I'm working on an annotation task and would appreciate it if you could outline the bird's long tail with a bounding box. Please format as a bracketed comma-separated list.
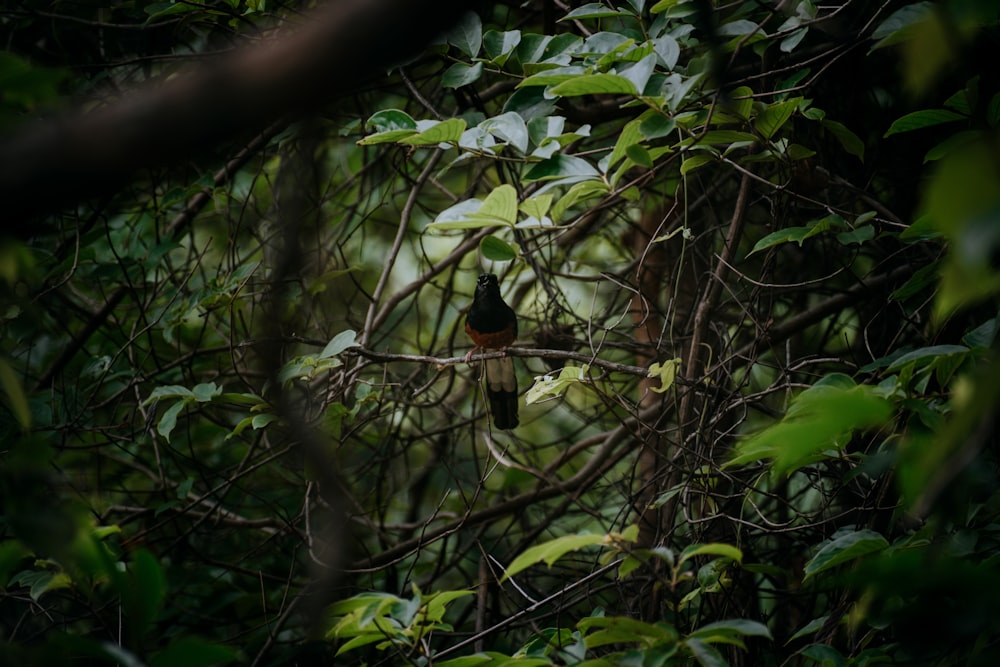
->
[484, 356, 518, 429]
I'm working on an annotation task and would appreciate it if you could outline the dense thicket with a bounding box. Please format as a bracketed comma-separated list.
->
[1, 2, 999, 666]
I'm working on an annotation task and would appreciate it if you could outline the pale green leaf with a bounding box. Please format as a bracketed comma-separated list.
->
[442, 62, 484, 89]
[143, 384, 194, 405]
[648, 358, 681, 393]
[525, 365, 588, 404]
[320, 330, 359, 359]
[191, 382, 222, 402]
[679, 543, 743, 566]
[398, 118, 467, 146]
[503, 532, 607, 580]
[474, 184, 518, 225]
[549, 74, 638, 97]
[483, 29, 521, 66]
[157, 400, 187, 441]
[446, 12, 483, 57]
[519, 193, 553, 220]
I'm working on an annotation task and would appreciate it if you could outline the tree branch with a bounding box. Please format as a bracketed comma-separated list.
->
[0, 0, 469, 227]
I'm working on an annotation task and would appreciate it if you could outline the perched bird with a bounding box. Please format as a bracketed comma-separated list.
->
[465, 273, 519, 429]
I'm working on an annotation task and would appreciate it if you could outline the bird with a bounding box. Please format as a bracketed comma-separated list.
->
[465, 273, 519, 430]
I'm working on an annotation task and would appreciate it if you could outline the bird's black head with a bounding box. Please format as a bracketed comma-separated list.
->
[476, 273, 500, 298]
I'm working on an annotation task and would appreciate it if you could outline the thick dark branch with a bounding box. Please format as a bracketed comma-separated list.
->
[0, 0, 468, 228]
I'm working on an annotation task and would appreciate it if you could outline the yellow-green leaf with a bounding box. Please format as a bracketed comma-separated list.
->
[503, 533, 607, 581]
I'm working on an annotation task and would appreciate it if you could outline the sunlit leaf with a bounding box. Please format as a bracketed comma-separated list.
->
[549, 74, 638, 97]
[648, 358, 681, 393]
[525, 365, 589, 404]
[398, 118, 467, 146]
[503, 532, 607, 580]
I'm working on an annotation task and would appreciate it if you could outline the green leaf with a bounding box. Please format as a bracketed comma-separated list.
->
[648, 358, 681, 393]
[718, 19, 761, 36]
[446, 12, 483, 57]
[549, 74, 638, 97]
[524, 154, 601, 183]
[519, 66, 587, 88]
[519, 193, 553, 220]
[884, 109, 966, 137]
[398, 118, 467, 146]
[442, 62, 484, 89]
[481, 111, 529, 153]
[365, 109, 416, 133]
[143, 385, 195, 405]
[561, 3, 632, 20]
[157, 400, 187, 441]
[748, 214, 846, 255]
[836, 225, 875, 246]
[578, 615, 677, 648]
[870, 2, 935, 49]
[886, 344, 968, 372]
[654, 34, 681, 69]
[320, 330, 359, 359]
[191, 382, 222, 402]
[525, 365, 589, 404]
[483, 30, 522, 66]
[552, 180, 610, 221]
[10, 569, 72, 601]
[251, 413, 277, 429]
[728, 381, 892, 476]
[625, 143, 653, 168]
[480, 235, 517, 261]
[688, 619, 772, 641]
[686, 638, 727, 667]
[608, 118, 644, 169]
[821, 119, 865, 161]
[679, 543, 743, 567]
[680, 153, 715, 175]
[803, 529, 889, 580]
[503, 532, 607, 580]
[754, 98, 800, 139]
[475, 184, 519, 225]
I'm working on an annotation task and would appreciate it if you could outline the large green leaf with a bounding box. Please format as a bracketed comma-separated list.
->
[549, 73, 638, 97]
[503, 532, 608, 580]
[728, 378, 892, 476]
[754, 98, 800, 139]
[446, 12, 483, 57]
[884, 109, 966, 137]
[398, 118, 467, 146]
[803, 530, 889, 580]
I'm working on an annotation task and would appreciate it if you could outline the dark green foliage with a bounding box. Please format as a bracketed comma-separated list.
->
[1, 1, 999, 666]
